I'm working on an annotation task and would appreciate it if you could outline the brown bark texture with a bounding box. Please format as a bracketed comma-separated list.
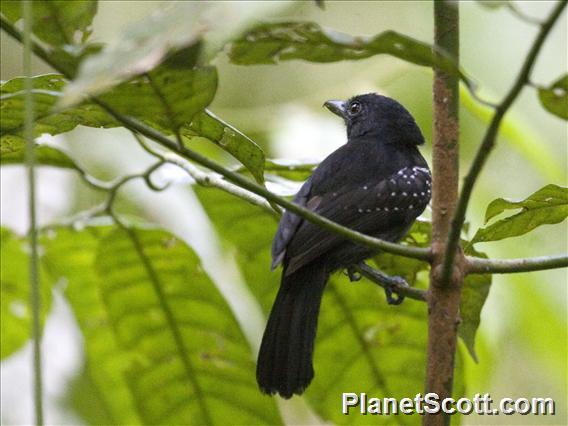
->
[424, 2, 465, 425]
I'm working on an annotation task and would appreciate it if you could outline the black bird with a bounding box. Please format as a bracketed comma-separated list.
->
[256, 93, 431, 398]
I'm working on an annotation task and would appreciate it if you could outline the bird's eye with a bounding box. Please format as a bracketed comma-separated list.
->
[348, 101, 361, 116]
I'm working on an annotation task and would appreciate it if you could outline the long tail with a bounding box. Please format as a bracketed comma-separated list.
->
[256, 262, 328, 398]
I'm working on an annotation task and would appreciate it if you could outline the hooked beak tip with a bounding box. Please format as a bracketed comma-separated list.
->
[323, 100, 347, 118]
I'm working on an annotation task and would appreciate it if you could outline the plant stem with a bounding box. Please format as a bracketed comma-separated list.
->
[467, 254, 568, 274]
[440, 0, 567, 285]
[22, 1, 43, 424]
[425, 2, 462, 425]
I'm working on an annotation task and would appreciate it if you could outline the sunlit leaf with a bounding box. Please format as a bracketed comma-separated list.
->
[1, 74, 264, 183]
[0, 0, 97, 46]
[1, 228, 51, 360]
[538, 74, 568, 120]
[228, 22, 470, 85]
[42, 223, 282, 424]
[61, 2, 286, 105]
[96, 226, 280, 424]
[1, 140, 79, 170]
[42, 225, 140, 424]
[0, 74, 116, 145]
[99, 65, 218, 132]
[183, 111, 265, 184]
[472, 184, 568, 244]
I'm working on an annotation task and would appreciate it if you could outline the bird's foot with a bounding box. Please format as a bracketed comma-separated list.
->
[382, 275, 408, 305]
[356, 263, 409, 305]
[345, 266, 362, 282]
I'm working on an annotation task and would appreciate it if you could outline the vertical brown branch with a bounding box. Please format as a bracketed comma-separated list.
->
[425, 1, 464, 425]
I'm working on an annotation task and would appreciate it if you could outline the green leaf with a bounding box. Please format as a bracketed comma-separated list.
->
[0, 0, 97, 46]
[43, 223, 281, 424]
[60, 3, 202, 105]
[1, 228, 51, 359]
[42, 225, 140, 424]
[61, 2, 286, 105]
[459, 247, 491, 362]
[472, 185, 568, 244]
[99, 65, 218, 132]
[196, 189, 467, 422]
[182, 111, 265, 184]
[1, 140, 79, 170]
[1, 73, 265, 185]
[228, 22, 470, 85]
[96, 226, 280, 424]
[1, 74, 116, 142]
[538, 74, 568, 120]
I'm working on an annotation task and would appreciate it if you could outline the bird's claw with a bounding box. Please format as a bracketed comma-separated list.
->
[345, 267, 362, 282]
[384, 276, 408, 305]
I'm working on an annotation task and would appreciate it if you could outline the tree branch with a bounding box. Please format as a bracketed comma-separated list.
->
[441, 0, 567, 285]
[425, 2, 462, 425]
[467, 254, 568, 274]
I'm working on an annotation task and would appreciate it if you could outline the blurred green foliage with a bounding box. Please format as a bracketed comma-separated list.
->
[0, 1, 566, 425]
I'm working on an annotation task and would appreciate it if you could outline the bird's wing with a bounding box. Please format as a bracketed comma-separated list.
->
[271, 178, 313, 269]
[284, 166, 431, 274]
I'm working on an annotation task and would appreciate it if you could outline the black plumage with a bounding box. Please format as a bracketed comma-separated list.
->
[257, 93, 432, 398]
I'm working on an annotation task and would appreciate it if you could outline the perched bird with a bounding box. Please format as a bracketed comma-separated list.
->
[256, 93, 432, 399]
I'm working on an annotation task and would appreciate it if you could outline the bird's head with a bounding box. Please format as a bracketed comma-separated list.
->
[324, 93, 425, 146]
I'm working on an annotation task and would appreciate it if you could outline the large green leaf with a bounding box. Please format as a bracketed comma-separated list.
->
[538, 74, 568, 120]
[0, 74, 116, 145]
[472, 184, 568, 244]
[96, 226, 280, 424]
[99, 65, 218, 132]
[1, 73, 266, 184]
[228, 22, 469, 84]
[196, 188, 468, 423]
[1, 139, 79, 170]
[0, 228, 51, 360]
[42, 223, 282, 424]
[0, 0, 97, 46]
[42, 225, 139, 424]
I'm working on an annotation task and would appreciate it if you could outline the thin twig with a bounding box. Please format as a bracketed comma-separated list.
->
[130, 132, 281, 217]
[22, 1, 44, 424]
[441, 1, 567, 285]
[507, 2, 544, 26]
[467, 254, 568, 274]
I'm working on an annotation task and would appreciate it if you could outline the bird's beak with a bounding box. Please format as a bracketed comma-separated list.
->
[323, 100, 347, 119]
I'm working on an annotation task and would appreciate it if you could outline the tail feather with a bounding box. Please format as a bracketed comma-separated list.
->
[256, 263, 328, 398]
